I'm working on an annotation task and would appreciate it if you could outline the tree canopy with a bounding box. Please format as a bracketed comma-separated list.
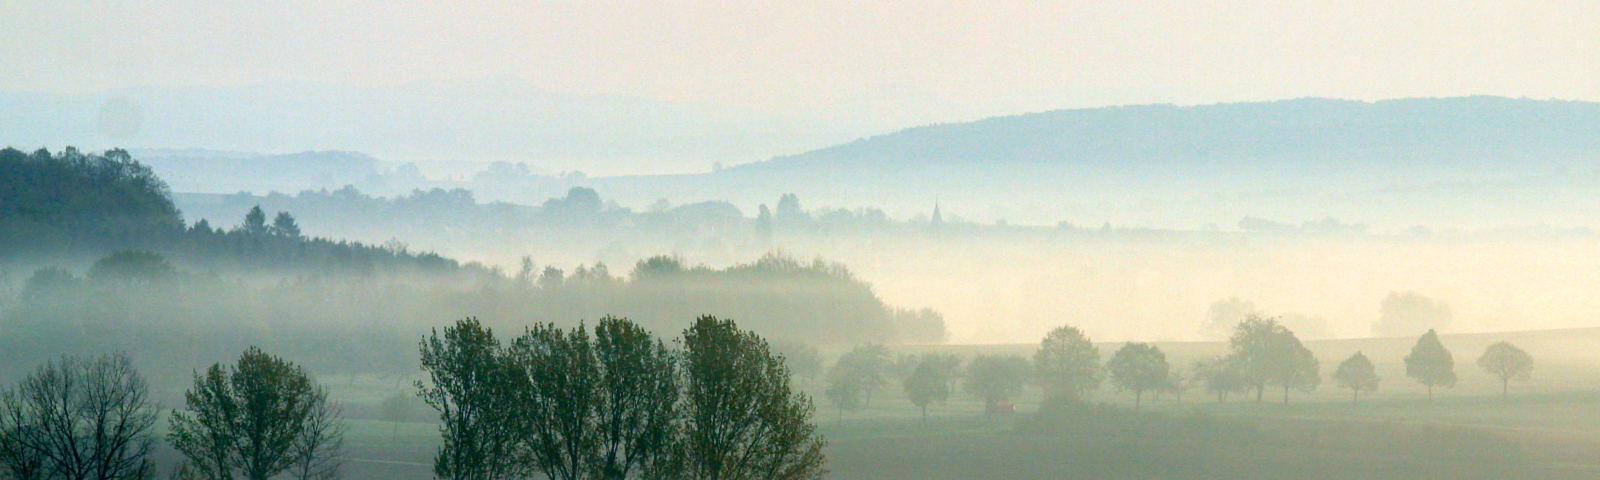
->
[1106, 342, 1169, 408]
[1033, 325, 1101, 405]
[1331, 351, 1380, 404]
[1404, 329, 1457, 401]
[1477, 341, 1533, 402]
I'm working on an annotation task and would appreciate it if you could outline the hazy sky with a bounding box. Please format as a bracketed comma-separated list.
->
[4, 0, 1597, 127]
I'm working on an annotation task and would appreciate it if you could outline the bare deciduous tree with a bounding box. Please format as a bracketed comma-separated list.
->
[0, 352, 157, 480]
[288, 387, 345, 480]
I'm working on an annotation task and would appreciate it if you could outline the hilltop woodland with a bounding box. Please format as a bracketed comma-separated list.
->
[0, 147, 945, 384]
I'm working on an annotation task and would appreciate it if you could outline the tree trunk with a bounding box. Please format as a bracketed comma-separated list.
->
[1502, 378, 1509, 402]
[1283, 385, 1290, 405]
[1351, 389, 1358, 405]
[1135, 390, 1142, 409]
[1427, 384, 1434, 402]
[921, 405, 927, 422]
[1255, 386, 1264, 404]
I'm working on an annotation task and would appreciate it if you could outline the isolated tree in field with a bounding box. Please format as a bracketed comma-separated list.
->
[1106, 343, 1170, 408]
[415, 318, 526, 480]
[903, 355, 954, 421]
[1033, 325, 1101, 404]
[1477, 341, 1533, 402]
[1404, 329, 1456, 401]
[1331, 352, 1380, 404]
[0, 353, 156, 480]
[1228, 316, 1319, 404]
[1374, 291, 1452, 337]
[965, 355, 1029, 416]
[681, 315, 826, 480]
[170, 347, 342, 480]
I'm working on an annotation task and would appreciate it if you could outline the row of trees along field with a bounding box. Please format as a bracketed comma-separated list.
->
[417, 315, 825, 480]
[0, 315, 827, 480]
[822, 316, 1539, 419]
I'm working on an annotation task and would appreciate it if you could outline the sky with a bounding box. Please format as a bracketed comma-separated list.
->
[4, 0, 1597, 129]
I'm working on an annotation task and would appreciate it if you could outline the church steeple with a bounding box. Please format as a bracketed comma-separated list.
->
[930, 198, 943, 229]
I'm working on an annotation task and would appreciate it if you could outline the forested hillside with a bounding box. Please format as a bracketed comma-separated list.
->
[0, 147, 945, 386]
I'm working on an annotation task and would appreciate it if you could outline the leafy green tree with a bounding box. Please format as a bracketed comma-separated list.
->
[828, 345, 890, 407]
[1106, 343, 1170, 408]
[1477, 341, 1533, 402]
[170, 347, 338, 480]
[823, 370, 864, 418]
[508, 323, 599, 480]
[416, 318, 526, 480]
[965, 355, 1028, 416]
[1033, 326, 1101, 404]
[590, 317, 680, 480]
[505, 316, 680, 480]
[680, 316, 825, 480]
[1331, 352, 1380, 404]
[0, 353, 156, 480]
[1228, 316, 1318, 404]
[1404, 329, 1456, 401]
[902, 355, 955, 421]
[1194, 356, 1245, 402]
[271, 212, 301, 237]
[772, 342, 823, 385]
[242, 206, 268, 235]
[87, 249, 176, 284]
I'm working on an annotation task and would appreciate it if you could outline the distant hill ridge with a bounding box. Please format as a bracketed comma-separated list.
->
[740, 96, 1600, 171]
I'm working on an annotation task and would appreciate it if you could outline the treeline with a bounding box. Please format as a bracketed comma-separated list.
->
[0, 146, 468, 276]
[0, 315, 827, 480]
[419, 316, 825, 480]
[820, 316, 1542, 420]
[0, 147, 946, 383]
[2, 248, 943, 386]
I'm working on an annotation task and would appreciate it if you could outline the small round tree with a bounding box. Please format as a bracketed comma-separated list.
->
[1331, 351, 1379, 404]
[1404, 329, 1456, 401]
[1106, 343, 1169, 409]
[1477, 341, 1533, 402]
[1033, 325, 1101, 405]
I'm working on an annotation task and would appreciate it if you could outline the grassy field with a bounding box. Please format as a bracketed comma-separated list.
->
[317, 327, 1600, 479]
